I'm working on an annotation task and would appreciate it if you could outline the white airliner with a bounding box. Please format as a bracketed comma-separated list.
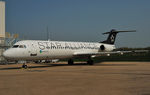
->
[3, 29, 136, 68]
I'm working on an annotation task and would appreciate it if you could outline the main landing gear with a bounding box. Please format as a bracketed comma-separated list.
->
[68, 59, 74, 65]
[87, 59, 94, 65]
[68, 57, 94, 65]
[87, 57, 94, 65]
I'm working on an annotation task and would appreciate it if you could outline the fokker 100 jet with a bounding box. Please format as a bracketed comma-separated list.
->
[3, 29, 138, 68]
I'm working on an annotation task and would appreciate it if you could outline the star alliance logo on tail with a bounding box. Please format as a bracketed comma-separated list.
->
[110, 35, 115, 42]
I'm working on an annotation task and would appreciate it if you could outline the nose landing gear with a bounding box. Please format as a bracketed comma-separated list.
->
[22, 63, 28, 69]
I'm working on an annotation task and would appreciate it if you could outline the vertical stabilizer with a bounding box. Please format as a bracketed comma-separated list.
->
[101, 29, 136, 44]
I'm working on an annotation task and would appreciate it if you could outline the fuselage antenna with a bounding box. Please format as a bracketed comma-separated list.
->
[47, 26, 50, 41]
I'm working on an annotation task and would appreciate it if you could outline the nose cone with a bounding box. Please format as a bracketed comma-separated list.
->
[3, 49, 13, 59]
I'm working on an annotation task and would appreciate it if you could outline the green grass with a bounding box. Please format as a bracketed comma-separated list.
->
[94, 52, 150, 62]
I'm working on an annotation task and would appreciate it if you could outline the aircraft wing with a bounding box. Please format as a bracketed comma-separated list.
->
[73, 50, 149, 57]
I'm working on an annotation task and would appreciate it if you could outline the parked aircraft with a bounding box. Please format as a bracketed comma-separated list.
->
[3, 29, 137, 68]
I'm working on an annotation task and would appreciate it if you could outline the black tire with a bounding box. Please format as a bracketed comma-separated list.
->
[87, 60, 94, 65]
[35, 61, 39, 63]
[68, 59, 74, 65]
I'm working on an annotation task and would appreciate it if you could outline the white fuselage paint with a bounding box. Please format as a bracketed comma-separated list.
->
[3, 40, 115, 61]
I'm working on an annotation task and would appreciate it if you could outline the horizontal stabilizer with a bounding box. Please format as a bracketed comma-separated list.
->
[102, 30, 136, 34]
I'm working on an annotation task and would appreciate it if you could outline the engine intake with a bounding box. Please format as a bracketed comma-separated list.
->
[100, 45, 105, 51]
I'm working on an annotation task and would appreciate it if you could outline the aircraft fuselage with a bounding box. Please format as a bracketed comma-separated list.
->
[3, 40, 115, 61]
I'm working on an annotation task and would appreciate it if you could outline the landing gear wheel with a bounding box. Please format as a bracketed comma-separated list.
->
[22, 64, 28, 69]
[87, 59, 94, 65]
[68, 59, 74, 65]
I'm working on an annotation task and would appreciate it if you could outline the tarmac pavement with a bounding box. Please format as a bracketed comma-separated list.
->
[0, 62, 150, 95]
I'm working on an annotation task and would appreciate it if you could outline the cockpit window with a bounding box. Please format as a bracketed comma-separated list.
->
[12, 45, 19, 48]
[24, 45, 27, 48]
[12, 45, 27, 48]
[19, 45, 24, 48]
[19, 45, 27, 48]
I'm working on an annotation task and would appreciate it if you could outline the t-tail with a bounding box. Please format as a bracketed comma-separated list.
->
[100, 29, 136, 44]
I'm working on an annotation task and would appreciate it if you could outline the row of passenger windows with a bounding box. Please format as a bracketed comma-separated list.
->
[12, 45, 99, 49]
[12, 45, 26, 48]
[43, 46, 99, 50]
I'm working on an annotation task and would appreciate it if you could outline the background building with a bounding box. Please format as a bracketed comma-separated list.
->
[0, 0, 5, 38]
[0, 1, 19, 63]
[0, 1, 5, 62]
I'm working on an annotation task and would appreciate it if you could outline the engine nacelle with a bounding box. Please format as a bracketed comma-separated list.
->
[100, 45, 105, 51]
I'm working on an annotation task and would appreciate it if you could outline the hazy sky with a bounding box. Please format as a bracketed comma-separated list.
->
[5, 0, 150, 47]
